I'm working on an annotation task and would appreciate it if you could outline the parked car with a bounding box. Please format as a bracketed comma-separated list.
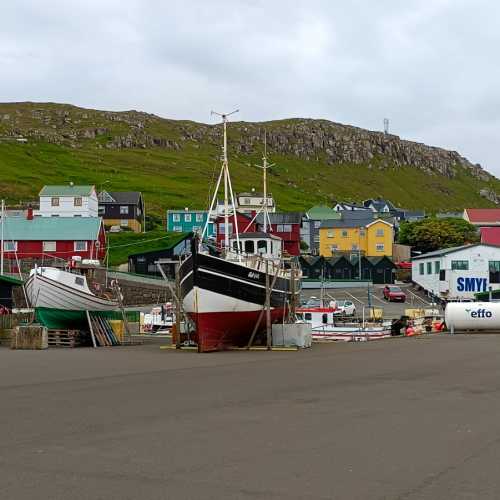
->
[333, 300, 356, 316]
[383, 285, 406, 302]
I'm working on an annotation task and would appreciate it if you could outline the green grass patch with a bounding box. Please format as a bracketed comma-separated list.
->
[107, 230, 189, 266]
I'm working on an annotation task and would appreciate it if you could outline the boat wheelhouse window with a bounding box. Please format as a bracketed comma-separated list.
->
[257, 240, 267, 253]
[244, 240, 255, 253]
[232, 241, 242, 252]
[74, 277, 85, 286]
[322, 313, 328, 324]
[304, 313, 312, 320]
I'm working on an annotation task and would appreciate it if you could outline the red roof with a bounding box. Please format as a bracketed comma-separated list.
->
[465, 208, 500, 224]
[480, 227, 500, 246]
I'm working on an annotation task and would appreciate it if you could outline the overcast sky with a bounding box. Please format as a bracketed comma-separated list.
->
[2, 0, 499, 175]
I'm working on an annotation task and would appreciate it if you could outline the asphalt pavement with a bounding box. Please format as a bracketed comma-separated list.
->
[3, 335, 500, 499]
[302, 283, 436, 318]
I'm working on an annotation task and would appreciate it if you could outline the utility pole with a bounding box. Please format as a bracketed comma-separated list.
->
[0, 199, 4, 276]
[358, 226, 362, 281]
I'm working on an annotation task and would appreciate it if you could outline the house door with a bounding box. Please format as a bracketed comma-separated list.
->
[384, 268, 394, 284]
[372, 268, 384, 284]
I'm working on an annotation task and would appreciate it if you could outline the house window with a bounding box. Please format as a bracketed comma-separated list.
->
[434, 261, 440, 274]
[359, 229, 366, 236]
[74, 197, 82, 207]
[120, 220, 129, 227]
[490, 261, 500, 284]
[419, 263, 424, 275]
[51, 197, 59, 207]
[196, 213, 203, 222]
[3, 241, 17, 252]
[314, 235, 320, 243]
[43, 241, 56, 252]
[184, 213, 192, 222]
[376, 243, 385, 252]
[451, 260, 469, 270]
[376, 229, 384, 237]
[489, 261, 500, 272]
[282, 224, 292, 232]
[327, 230, 334, 238]
[173, 226, 182, 232]
[192, 226, 200, 232]
[276, 224, 283, 232]
[74, 241, 87, 251]
[426, 262, 432, 274]
[314, 221, 321, 228]
[172, 213, 181, 222]
[342, 230, 348, 238]
[120, 206, 129, 215]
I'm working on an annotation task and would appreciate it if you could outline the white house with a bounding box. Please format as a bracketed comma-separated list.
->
[35, 185, 98, 218]
[412, 244, 500, 301]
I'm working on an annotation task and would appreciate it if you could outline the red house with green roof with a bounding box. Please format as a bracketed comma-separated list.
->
[0, 211, 106, 269]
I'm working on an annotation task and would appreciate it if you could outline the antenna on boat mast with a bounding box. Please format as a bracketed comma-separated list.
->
[201, 109, 241, 259]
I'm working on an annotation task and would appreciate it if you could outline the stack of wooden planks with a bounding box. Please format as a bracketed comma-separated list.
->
[87, 313, 121, 347]
[48, 329, 83, 348]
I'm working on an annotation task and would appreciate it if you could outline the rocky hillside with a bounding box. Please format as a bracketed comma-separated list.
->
[0, 101, 499, 213]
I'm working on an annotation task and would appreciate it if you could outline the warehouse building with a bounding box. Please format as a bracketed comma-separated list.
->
[412, 244, 500, 301]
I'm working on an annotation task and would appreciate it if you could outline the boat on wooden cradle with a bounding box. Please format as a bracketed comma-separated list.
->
[26, 267, 118, 312]
[296, 306, 391, 342]
[179, 111, 301, 352]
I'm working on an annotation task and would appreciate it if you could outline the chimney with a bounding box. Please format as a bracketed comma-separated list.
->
[27, 206, 33, 220]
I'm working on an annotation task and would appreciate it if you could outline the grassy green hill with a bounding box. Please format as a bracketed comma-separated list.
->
[1, 102, 499, 215]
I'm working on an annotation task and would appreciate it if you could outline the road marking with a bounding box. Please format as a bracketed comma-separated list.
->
[334, 290, 365, 306]
[370, 294, 387, 305]
[405, 288, 432, 306]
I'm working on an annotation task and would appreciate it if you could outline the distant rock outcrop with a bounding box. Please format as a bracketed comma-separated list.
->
[0, 102, 495, 186]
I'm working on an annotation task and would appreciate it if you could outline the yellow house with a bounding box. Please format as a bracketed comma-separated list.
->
[319, 218, 393, 257]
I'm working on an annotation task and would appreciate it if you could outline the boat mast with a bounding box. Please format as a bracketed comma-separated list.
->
[261, 132, 273, 233]
[243, 131, 275, 234]
[202, 109, 241, 259]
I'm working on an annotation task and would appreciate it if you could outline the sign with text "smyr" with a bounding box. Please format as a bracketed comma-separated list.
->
[456, 277, 488, 292]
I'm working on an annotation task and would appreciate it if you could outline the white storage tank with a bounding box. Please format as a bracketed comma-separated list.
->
[445, 302, 500, 332]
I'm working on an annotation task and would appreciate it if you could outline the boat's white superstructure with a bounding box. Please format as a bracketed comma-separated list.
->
[26, 267, 118, 311]
[296, 307, 391, 341]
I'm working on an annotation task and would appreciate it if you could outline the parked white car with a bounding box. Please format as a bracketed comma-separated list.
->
[333, 300, 356, 316]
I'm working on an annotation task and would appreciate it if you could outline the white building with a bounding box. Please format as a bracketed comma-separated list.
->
[35, 185, 98, 218]
[412, 244, 500, 301]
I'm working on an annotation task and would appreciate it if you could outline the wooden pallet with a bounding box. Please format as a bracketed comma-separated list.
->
[47, 329, 83, 348]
